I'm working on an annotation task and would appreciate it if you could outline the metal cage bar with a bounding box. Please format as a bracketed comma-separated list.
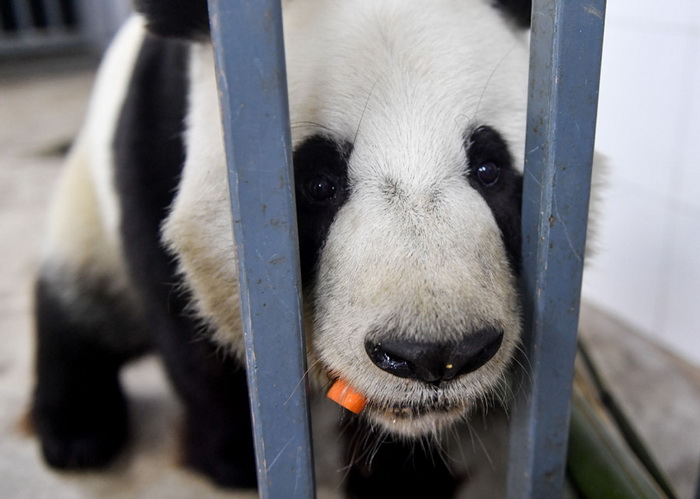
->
[507, 1, 606, 497]
[208, 1, 315, 498]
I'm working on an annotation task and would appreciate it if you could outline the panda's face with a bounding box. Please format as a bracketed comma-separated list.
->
[164, 0, 529, 438]
[284, 0, 529, 436]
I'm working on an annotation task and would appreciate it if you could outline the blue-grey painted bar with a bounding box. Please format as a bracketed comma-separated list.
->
[208, 1, 315, 498]
[507, 1, 606, 497]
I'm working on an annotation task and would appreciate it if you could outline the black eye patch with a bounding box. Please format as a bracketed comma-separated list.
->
[294, 135, 353, 285]
[465, 125, 523, 273]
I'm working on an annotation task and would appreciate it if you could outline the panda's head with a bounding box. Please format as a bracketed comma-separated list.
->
[157, 0, 531, 438]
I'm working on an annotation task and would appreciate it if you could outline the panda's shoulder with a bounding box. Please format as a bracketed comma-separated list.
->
[112, 31, 191, 252]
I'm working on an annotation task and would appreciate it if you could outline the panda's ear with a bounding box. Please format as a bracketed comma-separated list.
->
[494, 0, 532, 29]
[133, 0, 210, 40]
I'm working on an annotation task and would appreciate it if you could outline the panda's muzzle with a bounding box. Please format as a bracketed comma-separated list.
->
[364, 327, 504, 385]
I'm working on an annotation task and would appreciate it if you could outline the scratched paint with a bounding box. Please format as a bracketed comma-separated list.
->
[208, 1, 315, 497]
[507, 0, 606, 497]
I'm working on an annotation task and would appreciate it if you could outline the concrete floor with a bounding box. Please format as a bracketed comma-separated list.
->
[1, 55, 699, 498]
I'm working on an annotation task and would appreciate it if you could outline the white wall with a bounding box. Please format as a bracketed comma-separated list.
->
[582, 0, 700, 364]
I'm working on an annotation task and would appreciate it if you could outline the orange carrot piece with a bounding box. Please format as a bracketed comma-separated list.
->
[327, 378, 367, 414]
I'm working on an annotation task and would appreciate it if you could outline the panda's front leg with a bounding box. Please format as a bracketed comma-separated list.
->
[153, 313, 258, 489]
[343, 418, 461, 499]
[31, 274, 143, 469]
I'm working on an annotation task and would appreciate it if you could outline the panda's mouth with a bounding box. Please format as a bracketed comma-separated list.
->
[323, 375, 473, 434]
[371, 400, 467, 421]
[318, 355, 498, 435]
[361, 396, 470, 436]
[367, 396, 467, 419]
[322, 367, 474, 420]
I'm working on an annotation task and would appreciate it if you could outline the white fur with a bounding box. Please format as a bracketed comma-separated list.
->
[43, 16, 146, 296]
[162, 41, 242, 352]
[164, 0, 530, 436]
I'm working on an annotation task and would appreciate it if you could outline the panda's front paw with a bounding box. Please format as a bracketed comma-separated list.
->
[183, 420, 257, 489]
[33, 388, 128, 470]
[39, 424, 127, 470]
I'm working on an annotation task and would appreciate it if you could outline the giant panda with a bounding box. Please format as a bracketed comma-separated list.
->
[31, 0, 533, 497]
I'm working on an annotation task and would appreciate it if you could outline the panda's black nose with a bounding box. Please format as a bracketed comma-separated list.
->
[364, 328, 503, 385]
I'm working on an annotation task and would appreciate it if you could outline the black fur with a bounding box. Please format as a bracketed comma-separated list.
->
[494, 0, 532, 28]
[113, 34, 189, 297]
[343, 419, 461, 499]
[466, 125, 523, 272]
[294, 135, 353, 284]
[32, 277, 149, 469]
[112, 33, 257, 488]
[133, 0, 210, 39]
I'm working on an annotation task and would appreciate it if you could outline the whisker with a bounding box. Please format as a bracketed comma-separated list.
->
[283, 357, 325, 405]
[468, 420, 494, 469]
[353, 77, 381, 144]
[450, 421, 468, 468]
[473, 42, 518, 120]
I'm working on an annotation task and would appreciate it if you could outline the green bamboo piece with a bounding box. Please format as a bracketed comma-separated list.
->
[566, 344, 677, 499]
[568, 388, 666, 498]
[577, 343, 678, 498]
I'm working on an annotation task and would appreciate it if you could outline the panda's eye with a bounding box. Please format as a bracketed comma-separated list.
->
[303, 175, 338, 203]
[476, 162, 500, 187]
